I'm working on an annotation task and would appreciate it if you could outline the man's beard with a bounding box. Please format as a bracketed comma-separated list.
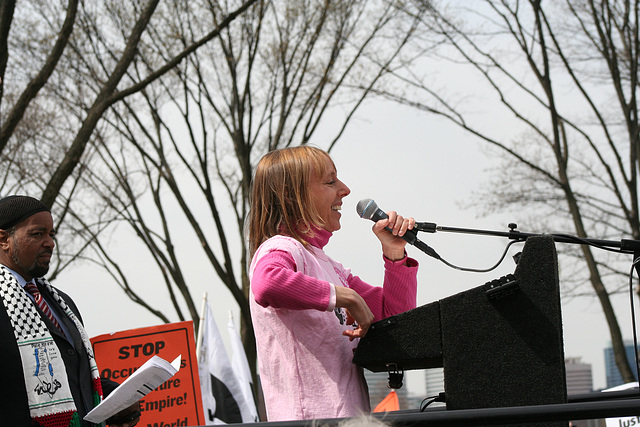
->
[11, 248, 50, 279]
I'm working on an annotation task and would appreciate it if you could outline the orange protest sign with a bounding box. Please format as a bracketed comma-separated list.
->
[91, 321, 205, 427]
[373, 390, 399, 413]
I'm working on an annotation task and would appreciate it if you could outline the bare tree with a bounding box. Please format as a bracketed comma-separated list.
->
[382, 0, 638, 382]
[0, 1, 431, 394]
[0, 0, 259, 307]
[68, 0, 428, 379]
[0, 0, 257, 206]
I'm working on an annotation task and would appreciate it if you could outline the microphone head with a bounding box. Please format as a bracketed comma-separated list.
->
[356, 198, 378, 220]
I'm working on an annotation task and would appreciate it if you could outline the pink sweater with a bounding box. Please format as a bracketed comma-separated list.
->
[249, 229, 418, 421]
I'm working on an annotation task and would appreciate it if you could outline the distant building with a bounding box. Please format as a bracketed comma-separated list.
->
[405, 394, 425, 412]
[565, 357, 593, 395]
[424, 368, 444, 396]
[604, 341, 639, 388]
[423, 368, 445, 408]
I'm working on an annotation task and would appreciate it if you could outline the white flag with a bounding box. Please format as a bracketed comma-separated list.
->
[198, 302, 254, 424]
[228, 312, 259, 422]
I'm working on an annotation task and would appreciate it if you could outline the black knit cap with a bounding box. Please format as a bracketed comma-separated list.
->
[0, 195, 50, 230]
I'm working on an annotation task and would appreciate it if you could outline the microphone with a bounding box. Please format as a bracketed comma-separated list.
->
[356, 198, 441, 260]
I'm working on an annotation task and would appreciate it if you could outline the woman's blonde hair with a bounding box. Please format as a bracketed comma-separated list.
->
[248, 146, 334, 256]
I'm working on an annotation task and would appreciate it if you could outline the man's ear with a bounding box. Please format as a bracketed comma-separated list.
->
[0, 229, 11, 251]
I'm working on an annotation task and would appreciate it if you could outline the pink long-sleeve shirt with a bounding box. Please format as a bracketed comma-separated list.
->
[249, 229, 418, 421]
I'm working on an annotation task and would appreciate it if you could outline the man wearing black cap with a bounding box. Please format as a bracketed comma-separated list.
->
[0, 195, 139, 426]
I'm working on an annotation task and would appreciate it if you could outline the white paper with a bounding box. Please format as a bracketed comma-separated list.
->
[84, 354, 181, 424]
[603, 382, 639, 427]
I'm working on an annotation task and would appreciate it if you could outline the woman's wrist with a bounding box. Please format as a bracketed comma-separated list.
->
[383, 249, 407, 263]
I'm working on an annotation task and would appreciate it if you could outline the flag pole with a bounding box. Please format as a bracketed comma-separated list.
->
[196, 292, 208, 356]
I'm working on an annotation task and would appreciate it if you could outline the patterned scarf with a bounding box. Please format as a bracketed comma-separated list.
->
[0, 267, 103, 427]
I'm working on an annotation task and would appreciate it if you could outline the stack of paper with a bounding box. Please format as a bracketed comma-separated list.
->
[84, 354, 181, 424]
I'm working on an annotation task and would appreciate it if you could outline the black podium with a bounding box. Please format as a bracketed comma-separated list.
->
[353, 236, 567, 426]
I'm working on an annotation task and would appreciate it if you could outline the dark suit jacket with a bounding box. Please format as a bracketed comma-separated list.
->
[0, 282, 98, 426]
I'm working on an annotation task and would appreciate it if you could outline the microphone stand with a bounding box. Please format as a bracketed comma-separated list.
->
[414, 221, 640, 277]
[416, 221, 640, 253]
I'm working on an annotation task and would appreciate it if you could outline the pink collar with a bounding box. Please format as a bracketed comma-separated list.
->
[306, 227, 332, 249]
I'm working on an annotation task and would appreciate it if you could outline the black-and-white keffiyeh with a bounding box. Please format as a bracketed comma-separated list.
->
[0, 267, 103, 427]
